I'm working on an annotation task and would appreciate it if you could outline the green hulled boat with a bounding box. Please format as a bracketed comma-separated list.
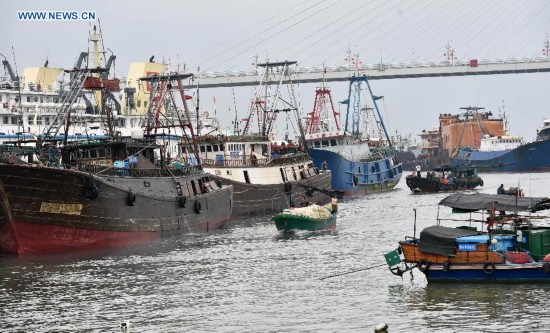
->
[272, 203, 338, 232]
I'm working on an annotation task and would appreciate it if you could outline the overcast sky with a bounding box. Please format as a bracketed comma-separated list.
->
[3, 0, 550, 142]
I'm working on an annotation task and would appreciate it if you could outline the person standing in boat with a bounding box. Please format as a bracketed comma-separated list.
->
[497, 184, 505, 195]
[322, 160, 328, 171]
[415, 164, 421, 177]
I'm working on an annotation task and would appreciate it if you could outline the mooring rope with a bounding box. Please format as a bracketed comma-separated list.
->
[317, 263, 387, 280]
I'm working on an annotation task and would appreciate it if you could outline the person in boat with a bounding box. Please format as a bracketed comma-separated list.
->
[447, 175, 454, 185]
[415, 164, 421, 177]
[496, 184, 506, 215]
[322, 160, 328, 171]
[331, 197, 338, 212]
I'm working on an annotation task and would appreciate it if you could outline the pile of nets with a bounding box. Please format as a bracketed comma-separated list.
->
[283, 204, 332, 219]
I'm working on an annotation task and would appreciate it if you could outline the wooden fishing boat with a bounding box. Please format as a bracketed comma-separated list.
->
[384, 192, 550, 282]
[405, 165, 483, 193]
[272, 200, 338, 232]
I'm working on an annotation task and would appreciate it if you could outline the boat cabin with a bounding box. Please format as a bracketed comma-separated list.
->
[479, 134, 523, 152]
[61, 138, 159, 169]
[179, 135, 273, 166]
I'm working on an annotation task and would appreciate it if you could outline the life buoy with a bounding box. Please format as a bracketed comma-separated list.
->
[83, 183, 99, 200]
[194, 200, 202, 214]
[178, 196, 187, 208]
[418, 260, 430, 272]
[483, 263, 495, 275]
[127, 192, 136, 206]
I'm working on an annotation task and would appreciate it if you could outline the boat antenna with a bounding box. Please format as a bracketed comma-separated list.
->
[196, 66, 200, 136]
[232, 88, 240, 135]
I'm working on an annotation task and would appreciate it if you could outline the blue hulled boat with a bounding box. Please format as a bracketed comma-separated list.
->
[451, 119, 550, 172]
[385, 192, 550, 283]
[304, 75, 402, 196]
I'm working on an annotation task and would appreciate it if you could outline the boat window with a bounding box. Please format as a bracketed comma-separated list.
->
[98, 148, 106, 158]
[314, 141, 320, 148]
[3, 116, 7, 124]
[26, 96, 31, 102]
[207, 145, 213, 152]
[322, 140, 329, 147]
[213, 145, 219, 152]
[244, 170, 251, 184]
[220, 144, 225, 151]
[280, 167, 287, 182]
[200, 146, 206, 152]
[144, 101, 148, 108]
[291, 167, 297, 180]
[330, 139, 337, 146]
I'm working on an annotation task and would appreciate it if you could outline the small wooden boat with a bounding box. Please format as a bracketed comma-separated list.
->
[384, 192, 550, 282]
[272, 199, 338, 232]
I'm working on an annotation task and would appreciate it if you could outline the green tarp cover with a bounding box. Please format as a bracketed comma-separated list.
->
[419, 225, 479, 256]
[439, 193, 550, 213]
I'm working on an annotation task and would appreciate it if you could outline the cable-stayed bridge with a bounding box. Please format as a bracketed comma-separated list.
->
[184, 57, 550, 89]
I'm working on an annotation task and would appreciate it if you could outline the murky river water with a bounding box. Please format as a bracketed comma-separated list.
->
[1, 172, 550, 332]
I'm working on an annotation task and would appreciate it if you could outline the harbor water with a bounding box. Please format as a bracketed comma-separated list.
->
[1, 172, 550, 332]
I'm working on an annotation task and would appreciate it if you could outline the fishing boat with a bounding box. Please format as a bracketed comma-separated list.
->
[384, 192, 550, 282]
[176, 61, 332, 219]
[303, 74, 402, 196]
[272, 199, 338, 232]
[180, 133, 332, 219]
[0, 70, 233, 255]
[405, 165, 484, 193]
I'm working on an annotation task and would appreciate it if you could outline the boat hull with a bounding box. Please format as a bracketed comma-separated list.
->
[424, 263, 550, 282]
[0, 163, 233, 254]
[307, 147, 403, 196]
[452, 139, 550, 172]
[208, 170, 332, 219]
[272, 212, 337, 231]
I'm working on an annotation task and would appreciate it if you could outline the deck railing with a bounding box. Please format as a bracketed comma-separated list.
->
[201, 153, 310, 168]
